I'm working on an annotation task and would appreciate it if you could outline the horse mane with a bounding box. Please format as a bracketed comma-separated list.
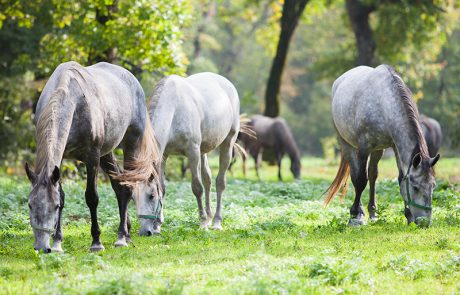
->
[35, 62, 90, 174]
[113, 115, 162, 189]
[149, 76, 170, 117]
[35, 88, 67, 174]
[383, 65, 430, 160]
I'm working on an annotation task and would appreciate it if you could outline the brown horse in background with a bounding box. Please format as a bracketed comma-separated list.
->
[420, 115, 442, 157]
[237, 115, 301, 181]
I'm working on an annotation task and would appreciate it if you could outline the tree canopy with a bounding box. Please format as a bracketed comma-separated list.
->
[0, 0, 459, 167]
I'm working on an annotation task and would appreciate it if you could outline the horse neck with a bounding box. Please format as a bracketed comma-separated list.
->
[149, 100, 174, 157]
[284, 139, 300, 164]
[35, 89, 76, 175]
[276, 124, 299, 163]
[392, 115, 429, 173]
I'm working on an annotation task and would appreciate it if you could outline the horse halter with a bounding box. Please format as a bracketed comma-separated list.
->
[138, 198, 163, 220]
[31, 224, 56, 234]
[402, 163, 432, 211]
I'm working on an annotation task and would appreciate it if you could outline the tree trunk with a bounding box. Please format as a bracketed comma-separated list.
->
[346, 0, 376, 66]
[264, 0, 309, 118]
[89, 1, 119, 64]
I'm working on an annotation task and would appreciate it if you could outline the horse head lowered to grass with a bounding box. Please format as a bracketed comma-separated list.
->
[25, 61, 161, 253]
[136, 72, 245, 235]
[237, 115, 301, 181]
[325, 65, 439, 226]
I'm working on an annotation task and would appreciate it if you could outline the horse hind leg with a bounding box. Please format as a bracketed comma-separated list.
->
[187, 145, 208, 229]
[346, 145, 369, 226]
[368, 150, 384, 221]
[201, 154, 213, 227]
[213, 135, 236, 230]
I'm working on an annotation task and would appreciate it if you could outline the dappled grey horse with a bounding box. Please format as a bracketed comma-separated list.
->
[420, 115, 442, 157]
[325, 65, 439, 226]
[136, 72, 240, 235]
[237, 115, 301, 181]
[25, 61, 160, 252]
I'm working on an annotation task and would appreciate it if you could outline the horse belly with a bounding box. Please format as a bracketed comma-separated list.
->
[333, 98, 392, 151]
[200, 114, 234, 153]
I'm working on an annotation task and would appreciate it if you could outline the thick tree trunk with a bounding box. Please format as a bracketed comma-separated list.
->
[264, 0, 309, 118]
[346, 0, 376, 66]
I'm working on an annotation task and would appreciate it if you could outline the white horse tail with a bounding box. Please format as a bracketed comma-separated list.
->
[324, 151, 350, 207]
[239, 113, 256, 139]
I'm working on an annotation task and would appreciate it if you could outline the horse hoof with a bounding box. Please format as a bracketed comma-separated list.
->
[114, 238, 128, 247]
[90, 243, 105, 252]
[51, 242, 63, 253]
[369, 217, 378, 223]
[212, 222, 223, 231]
[200, 220, 212, 230]
[348, 218, 366, 227]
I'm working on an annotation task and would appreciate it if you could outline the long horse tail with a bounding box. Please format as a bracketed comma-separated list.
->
[233, 113, 256, 158]
[239, 113, 256, 140]
[114, 116, 161, 188]
[324, 151, 350, 207]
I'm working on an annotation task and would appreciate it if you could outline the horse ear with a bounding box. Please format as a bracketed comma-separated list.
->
[412, 153, 422, 169]
[25, 162, 37, 183]
[51, 166, 60, 184]
[430, 154, 440, 167]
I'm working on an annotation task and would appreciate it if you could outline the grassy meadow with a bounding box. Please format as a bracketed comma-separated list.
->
[0, 156, 459, 294]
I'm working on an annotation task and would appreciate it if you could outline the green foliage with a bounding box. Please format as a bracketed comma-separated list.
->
[38, 0, 191, 75]
[0, 0, 192, 164]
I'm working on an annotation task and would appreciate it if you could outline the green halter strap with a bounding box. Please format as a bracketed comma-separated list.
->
[402, 163, 432, 211]
[31, 225, 55, 234]
[138, 198, 163, 220]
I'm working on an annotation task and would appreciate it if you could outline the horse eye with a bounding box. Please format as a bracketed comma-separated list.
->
[149, 195, 154, 200]
[55, 205, 60, 210]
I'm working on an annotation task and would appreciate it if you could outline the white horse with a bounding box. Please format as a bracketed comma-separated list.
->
[137, 72, 241, 234]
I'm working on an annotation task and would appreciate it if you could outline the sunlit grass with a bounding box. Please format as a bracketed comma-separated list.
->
[0, 157, 459, 294]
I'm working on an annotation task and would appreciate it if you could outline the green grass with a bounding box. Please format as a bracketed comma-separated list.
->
[1, 157, 459, 294]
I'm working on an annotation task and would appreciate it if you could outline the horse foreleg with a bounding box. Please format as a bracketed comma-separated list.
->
[348, 147, 369, 226]
[85, 154, 105, 251]
[214, 137, 234, 230]
[276, 151, 283, 181]
[100, 153, 130, 246]
[152, 155, 168, 234]
[252, 147, 261, 180]
[368, 150, 384, 221]
[188, 147, 207, 228]
[201, 154, 213, 227]
[51, 184, 65, 252]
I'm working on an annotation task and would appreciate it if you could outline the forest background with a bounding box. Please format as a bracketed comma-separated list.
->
[0, 0, 459, 172]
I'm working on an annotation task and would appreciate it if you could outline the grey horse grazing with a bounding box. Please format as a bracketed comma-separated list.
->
[325, 65, 439, 226]
[238, 115, 301, 181]
[420, 115, 442, 157]
[136, 72, 240, 235]
[25, 61, 160, 252]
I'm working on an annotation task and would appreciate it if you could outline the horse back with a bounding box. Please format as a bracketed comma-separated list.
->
[37, 61, 146, 159]
[152, 73, 239, 155]
[331, 65, 399, 149]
